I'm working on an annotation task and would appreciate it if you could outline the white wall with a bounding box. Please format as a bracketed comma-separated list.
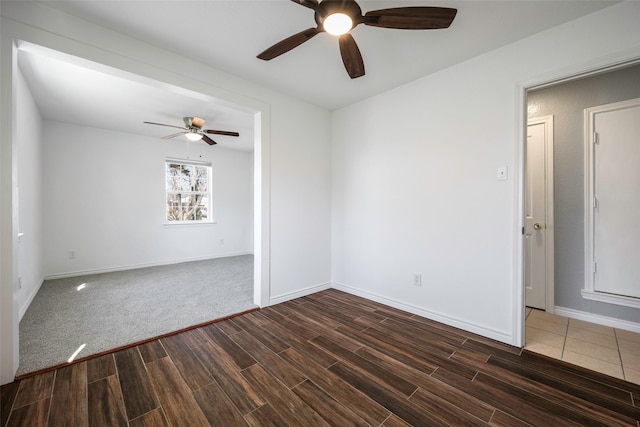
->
[269, 96, 332, 303]
[261, 94, 332, 303]
[42, 121, 253, 277]
[16, 58, 44, 318]
[1, 2, 332, 383]
[332, 1, 640, 345]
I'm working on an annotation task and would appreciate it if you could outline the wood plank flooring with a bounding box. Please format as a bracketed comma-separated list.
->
[2, 289, 640, 426]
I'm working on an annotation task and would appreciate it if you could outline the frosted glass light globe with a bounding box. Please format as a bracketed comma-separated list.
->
[324, 13, 353, 36]
[185, 132, 203, 141]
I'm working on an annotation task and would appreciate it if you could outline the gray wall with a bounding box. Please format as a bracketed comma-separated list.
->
[528, 64, 640, 322]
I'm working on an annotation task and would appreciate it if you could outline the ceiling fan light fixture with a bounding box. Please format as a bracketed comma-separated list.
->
[323, 13, 353, 36]
[185, 131, 203, 141]
[258, 1, 457, 79]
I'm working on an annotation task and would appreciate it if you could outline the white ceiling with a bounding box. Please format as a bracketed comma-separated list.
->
[15, 0, 620, 148]
[18, 45, 254, 151]
[18, 46, 256, 151]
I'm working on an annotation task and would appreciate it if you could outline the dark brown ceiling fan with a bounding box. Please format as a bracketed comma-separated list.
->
[143, 116, 239, 145]
[257, 0, 457, 79]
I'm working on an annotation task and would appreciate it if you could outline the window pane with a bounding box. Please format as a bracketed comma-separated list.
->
[195, 166, 208, 191]
[195, 194, 208, 220]
[181, 165, 193, 191]
[182, 200, 195, 220]
[166, 163, 182, 191]
[166, 193, 182, 221]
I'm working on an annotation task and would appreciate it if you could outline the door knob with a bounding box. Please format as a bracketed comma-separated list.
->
[533, 223, 542, 230]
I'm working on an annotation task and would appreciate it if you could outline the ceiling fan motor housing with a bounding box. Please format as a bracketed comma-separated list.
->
[314, 0, 363, 31]
[184, 116, 207, 132]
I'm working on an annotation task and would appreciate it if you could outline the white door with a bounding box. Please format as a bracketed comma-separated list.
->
[592, 101, 640, 298]
[525, 118, 554, 310]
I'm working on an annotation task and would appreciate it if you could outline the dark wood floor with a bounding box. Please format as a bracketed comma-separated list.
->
[3, 289, 640, 426]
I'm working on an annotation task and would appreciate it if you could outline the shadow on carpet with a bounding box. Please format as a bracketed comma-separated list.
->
[18, 255, 256, 376]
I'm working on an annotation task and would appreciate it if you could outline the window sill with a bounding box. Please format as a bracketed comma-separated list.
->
[581, 289, 640, 309]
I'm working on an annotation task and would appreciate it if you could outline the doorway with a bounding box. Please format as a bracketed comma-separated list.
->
[521, 60, 640, 380]
[1, 40, 271, 383]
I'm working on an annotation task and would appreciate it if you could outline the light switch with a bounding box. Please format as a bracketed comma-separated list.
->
[497, 166, 508, 181]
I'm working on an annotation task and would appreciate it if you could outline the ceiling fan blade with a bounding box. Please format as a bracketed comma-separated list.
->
[143, 121, 186, 130]
[339, 34, 365, 79]
[201, 135, 217, 146]
[257, 27, 321, 61]
[204, 129, 240, 137]
[363, 7, 457, 30]
[290, 0, 318, 10]
[191, 116, 205, 128]
[161, 132, 187, 140]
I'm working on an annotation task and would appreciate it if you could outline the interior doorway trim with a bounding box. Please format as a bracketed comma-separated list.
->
[513, 51, 640, 348]
[526, 115, 555, 314]
[1, 19, 271, 384]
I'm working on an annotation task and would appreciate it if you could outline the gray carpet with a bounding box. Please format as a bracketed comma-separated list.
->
[18, 255, 255, 376]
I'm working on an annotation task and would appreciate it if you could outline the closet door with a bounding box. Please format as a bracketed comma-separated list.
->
[590, 98, 640, 298]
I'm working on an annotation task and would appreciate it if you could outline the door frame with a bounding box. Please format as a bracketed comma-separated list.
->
[525, 116, 555, 313]
[582, 97, 640, 309]
[1, 21, 271, 385]
[513, 53, 640, 348]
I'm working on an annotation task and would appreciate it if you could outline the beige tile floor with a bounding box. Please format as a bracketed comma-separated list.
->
[525, 308, 640, 385]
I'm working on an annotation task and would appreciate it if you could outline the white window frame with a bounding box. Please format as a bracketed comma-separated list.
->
[164, 158, 213, 225]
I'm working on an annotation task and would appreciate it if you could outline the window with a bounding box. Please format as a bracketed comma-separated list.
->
[165, 160, 212, 223]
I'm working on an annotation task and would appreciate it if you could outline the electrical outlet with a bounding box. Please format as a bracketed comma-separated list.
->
[68, 250, 76, 260]
[220, 239, 225, 245]
[413, 273, 422, 287]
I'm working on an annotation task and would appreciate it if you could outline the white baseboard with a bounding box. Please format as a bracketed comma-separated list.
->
[43, 251, 253, 280]
[19, 277, 44, 321]
[269, 282, 331, 306]
[554, 306, 640, 333]
[331, 282, 514, 346]
[580, 289, 640, 310]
